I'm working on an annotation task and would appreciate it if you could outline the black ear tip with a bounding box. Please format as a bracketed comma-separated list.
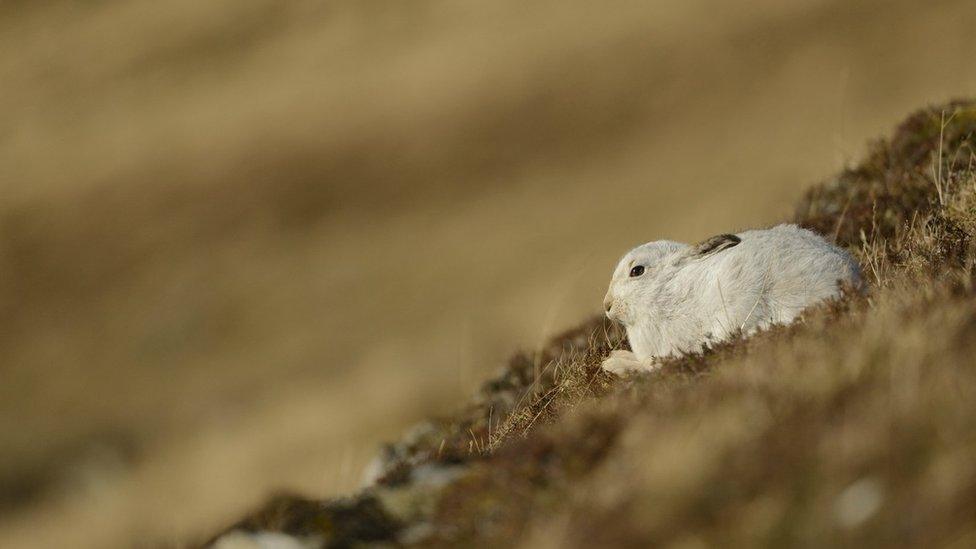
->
[708, 234, 740, 246]
[693, 233, 742, 257]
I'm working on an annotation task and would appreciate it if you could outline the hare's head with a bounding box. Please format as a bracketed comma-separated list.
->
[603, 234, 741, 325]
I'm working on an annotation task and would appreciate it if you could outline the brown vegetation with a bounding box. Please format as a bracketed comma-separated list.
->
[215, 101, 976, 547]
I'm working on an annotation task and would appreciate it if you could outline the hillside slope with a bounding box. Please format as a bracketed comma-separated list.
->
[211, 101, 976, 548]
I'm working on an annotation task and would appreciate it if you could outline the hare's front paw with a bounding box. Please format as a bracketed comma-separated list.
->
[601, 350, 657, 375]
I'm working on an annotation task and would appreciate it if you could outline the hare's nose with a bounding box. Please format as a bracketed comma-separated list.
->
[603, 293, 613, 313]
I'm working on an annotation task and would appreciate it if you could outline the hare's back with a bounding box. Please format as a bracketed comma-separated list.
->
[738, 224, 860, 293]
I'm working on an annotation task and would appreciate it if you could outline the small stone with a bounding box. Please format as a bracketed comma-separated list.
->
[834, 478, 884, 528]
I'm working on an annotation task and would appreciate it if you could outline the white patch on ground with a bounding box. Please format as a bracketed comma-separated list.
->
[834, 478, 884, 528]
[212, 530, 323, 549]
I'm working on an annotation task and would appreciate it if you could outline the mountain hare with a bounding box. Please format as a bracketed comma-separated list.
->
[602, 224, 861, 374]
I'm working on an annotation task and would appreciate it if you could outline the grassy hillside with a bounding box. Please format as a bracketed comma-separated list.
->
[2, 2, 975, 548]
[212, 101, 976, 547]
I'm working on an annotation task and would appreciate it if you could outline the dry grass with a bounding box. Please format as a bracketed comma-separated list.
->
[215, 102, 976, 547]
[467, 102, 976, 547]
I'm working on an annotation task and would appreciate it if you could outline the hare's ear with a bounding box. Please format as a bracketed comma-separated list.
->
[686, 234, 741, 260]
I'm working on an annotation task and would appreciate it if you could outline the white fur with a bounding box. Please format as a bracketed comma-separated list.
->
[602, 224, 861, 374]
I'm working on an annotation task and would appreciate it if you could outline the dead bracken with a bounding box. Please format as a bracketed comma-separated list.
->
[209, 100, 976, 548]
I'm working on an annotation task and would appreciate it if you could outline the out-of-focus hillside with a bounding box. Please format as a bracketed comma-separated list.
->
[0, 1, 974, 548]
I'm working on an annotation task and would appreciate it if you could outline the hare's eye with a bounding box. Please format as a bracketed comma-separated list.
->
[629, 265, 645, 277]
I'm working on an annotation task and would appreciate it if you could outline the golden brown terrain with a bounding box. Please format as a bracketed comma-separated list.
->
[214, 101, 976, 548]
[1, 1, 975, 547]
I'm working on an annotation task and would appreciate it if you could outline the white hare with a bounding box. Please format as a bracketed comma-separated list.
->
[602, 224, 861, 374]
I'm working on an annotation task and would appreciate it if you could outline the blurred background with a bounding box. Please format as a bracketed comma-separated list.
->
[1, 0, 974, 547]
